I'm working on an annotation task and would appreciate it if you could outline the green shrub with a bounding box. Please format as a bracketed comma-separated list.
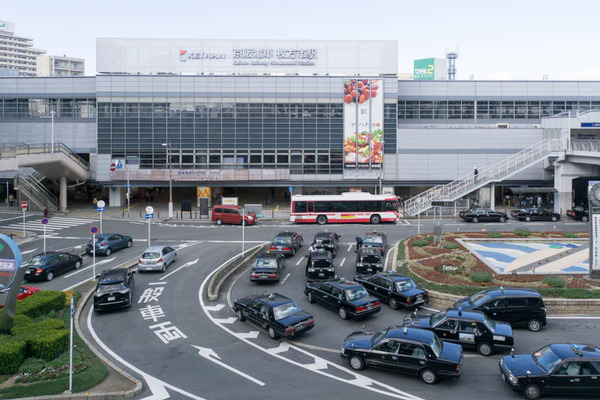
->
[514, 229, 531, 237]
[28, 329, 69, 361]
[469, 272, 492, 283]
[397, 240, 406, 261]
[562, 232, 578, 238]
[9, 314, 34, 335]
[412, 239, 428, 247]
[0, 337, 27, 374]
[16, 291, 66, 319]
[487, 232, 502, 238]
[443, 242, 459, 249]
[542, 275, 566, 288]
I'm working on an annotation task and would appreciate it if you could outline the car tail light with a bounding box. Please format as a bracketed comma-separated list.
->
[250, 273, 259, 278]
[407, 297, 412, 304]
[35, 268, 43, 275]
[356, 305, 366, 313]
[285, 326, 296, 334]
[283, 247, 291, 251]
[157, 258, 163, 263]
[100, 241, 106, 246]
[268, 274, 277, 278]
[138, 259, 142, 264]
[269, 246, 277, 251]
[306, 319, 314, 326]
[374, 301, 381, 307]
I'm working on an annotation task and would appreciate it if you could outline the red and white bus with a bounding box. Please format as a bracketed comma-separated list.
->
[290, 192, 399, 225]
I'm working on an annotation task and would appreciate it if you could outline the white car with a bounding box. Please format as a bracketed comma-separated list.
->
[138, 246, 177, 273]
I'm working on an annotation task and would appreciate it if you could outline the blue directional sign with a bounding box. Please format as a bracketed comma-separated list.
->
[97, 207, 105, 212]
[41, 218, 49, 225]
[125, 183, 131, 188]
[145, 213, 154, 219]
[116, 160, 123, 170]
[289, 186, 294, 192]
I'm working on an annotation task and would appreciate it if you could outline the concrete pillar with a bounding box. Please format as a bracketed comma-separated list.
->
[59, 176, 67, 212]
[477, 186, 492, 207]
[109, 186, 125, 207]
[553, 161, 596, 215]
[490, 183, 496, 210]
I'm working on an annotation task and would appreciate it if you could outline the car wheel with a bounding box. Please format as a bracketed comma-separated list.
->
[525, 216, 531, 222]
[420, 368, 438, 384]
[499, 217, 506, 223]
[316, 215, 327, 225]
[308, 291, 315, 303]
[477, 342, 494, 356]
[127, 240, 133, 248]
[389, 297, 399, 310]
[370, 214, 381, 224]
[267, 326, 278, 340]
[126, 293, 132, 308]
[105, 248, 112, 256]
[527, 318, 542, 332]
[472, 217, 479, 223]
[349, 355, 365, 371]
[582, 216, 589, 222]
[551, 216, 558, 222]
[523, 384, 542, 400]
[74, 260, 82, 269]
[216, 219, 223, 226]
[292, 247, 296, 256]
[242, 219, 247, 226]
[46, 270, 54, 281]
[338, 307, 349, 320]
[173, 254, 177, 264]
[237, 309, 245, 322]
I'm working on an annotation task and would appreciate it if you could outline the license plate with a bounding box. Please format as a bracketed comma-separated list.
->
[366, 268, 372, 272]
[261, 274, 267, 278]
[416, 295, 423, 301]
[25, 270, 31, 274]
[277, 247, 282, 250]
[107, 296, 115, 301]
[367, 305, 373, 310]
[319, 273, 324, 277]
[296, 324, 304, 330]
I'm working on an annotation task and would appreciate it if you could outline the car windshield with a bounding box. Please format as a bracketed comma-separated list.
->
[142, 252, 160, 259]
[430, 311, 447, 326]
[273, 237, 292, 245]
[431, 334, 443, 358]
[371, 328, 389, 348]
[363, 236, 383, 245]
[396, 279, 417, 292]
[469, 292, 492, 306]
[255, 258, 278, 269]
[361, 255, 380, 263]
[345, 287, 369, 301]
[482, 313, 496, 330]
[574, 206, 586, 212]
[24, 256, 46, 265]
[312, 259, 332, 268]
[272, 301, 301, 320]
[315, 238, 331, 244]
[533, 345, 563, 373]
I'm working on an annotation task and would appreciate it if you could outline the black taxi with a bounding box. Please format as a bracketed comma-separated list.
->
[305, 249, 336, 281]
[359, 231, 388, 255]
[355, 272, 429, 310]
[313, 231, 340, 257]
[268, 231, 303, 257]
[233, 293, 314, 340]
[341, 326, 463, 384]
[403, 308, 514, 356]
[500, 343, 600, 400]
[355, 246, 383, 275]
[249, 252, 286, 282]
[304, 279, 381, 320]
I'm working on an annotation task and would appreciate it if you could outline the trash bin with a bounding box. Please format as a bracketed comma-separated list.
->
[181, 200, 192, 212]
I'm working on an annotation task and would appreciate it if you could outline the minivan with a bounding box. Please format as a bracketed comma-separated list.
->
[212, 205, 257, 226]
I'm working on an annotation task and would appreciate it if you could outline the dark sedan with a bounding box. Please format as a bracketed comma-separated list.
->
[341, 326, 463, 384]
[305, 250, 336, 281]
[360, 231, 388, 256]
[566, 205, 589, 222]
[23, 252, 83, 281]
[304, 280, 381, 320]
[500, 344, 600, 399]
[233, 293, 314, 339]
[514, 207, 560, 222]
[313, 231, 340, 257]
[459, 207, 508, 223]
[93, 268, 135, 311]
[355, 272, 429, 310]
[249, 252, 286, 282]
[355, 247, 383, 275]
[268, 231, 303, 257]
[86, 233, 133, 256]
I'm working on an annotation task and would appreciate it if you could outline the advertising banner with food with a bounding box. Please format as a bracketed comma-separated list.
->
[343, 79, 383, 170]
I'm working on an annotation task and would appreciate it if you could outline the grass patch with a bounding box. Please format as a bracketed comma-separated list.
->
[470, 272, 493, 283]
[487, 232, 502, 238]
[514, 229, 531, 237]
[443, 242, 459, 250]
[562, 232, 578, 238]
[397, 240, 406, 261]
[542, 275, 566, 288]
[412, 239, 428, 247]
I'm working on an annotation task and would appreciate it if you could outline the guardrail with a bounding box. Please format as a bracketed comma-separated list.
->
[0, 142, 90, 171]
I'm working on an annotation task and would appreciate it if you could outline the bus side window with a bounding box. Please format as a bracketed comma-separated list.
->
[294, 201, 307, 213]
[308, 202, 314, 213]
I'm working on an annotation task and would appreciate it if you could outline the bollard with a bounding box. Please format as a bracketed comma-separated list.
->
[139, 210, 142, 218]
[189, 211, 192, 219]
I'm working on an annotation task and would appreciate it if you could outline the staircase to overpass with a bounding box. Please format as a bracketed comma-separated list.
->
[0, 143, 90, 211]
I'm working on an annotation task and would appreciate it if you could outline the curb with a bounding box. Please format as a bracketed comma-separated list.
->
[18, 258, 143, 400]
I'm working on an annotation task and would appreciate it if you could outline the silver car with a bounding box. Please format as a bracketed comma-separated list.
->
[138, 246, 177, 273]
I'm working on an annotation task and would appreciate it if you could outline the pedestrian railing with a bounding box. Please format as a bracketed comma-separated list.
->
[0, 142, 90, 171]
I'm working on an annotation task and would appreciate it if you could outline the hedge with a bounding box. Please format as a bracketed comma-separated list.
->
[412, 239, 428, 247]
[542, 275, 566, 288]
[0, 336, 27, 374]
[28, 329, 69, 361]
[487, 232, 502, 238]
[16, 291, 66, 319]
[514, 229, 531, 237]
[470, 272, 493, 283]
[443, 242, 459, 249]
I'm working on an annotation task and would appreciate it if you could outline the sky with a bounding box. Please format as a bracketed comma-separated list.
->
[4, 0, 600, 80]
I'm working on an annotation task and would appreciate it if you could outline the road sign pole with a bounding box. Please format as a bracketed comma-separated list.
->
[92, 232, 96, 279]
[127, 169, 131, 218]
[43, 224, 46, 253]
[99, 211, 103, 235]
[22, 208, 25, 237]
[68, 295, 73, 393]
[242, 209, 245, 258]
[148, 218, 151, 247]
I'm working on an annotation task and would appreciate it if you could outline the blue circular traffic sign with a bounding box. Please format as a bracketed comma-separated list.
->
[41, 218, 49, 225]
[90, 226, 98, 234]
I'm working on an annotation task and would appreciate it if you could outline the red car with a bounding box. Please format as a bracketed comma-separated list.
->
[0, 285, 40, 308]
[212, 205, 257, 226]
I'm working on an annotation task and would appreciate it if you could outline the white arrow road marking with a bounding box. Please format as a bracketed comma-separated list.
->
[340, 257, 345, 267]
[280, 273, 291, 285]
[191, 345, 265, 386]
[63, 257, 116, 278]
[87, 308, 205, 400]
[173, 241, 200, 250]
[295, 258, 303, 266]
[214, 317, 237, 324]
[73, 245, 83, 249]
[237, 331, 260, 339]
[384, 247, 392, 271]
[160, 258, 200, 281]
[204, 304, 225, 312]
[20, 248, 37, 255]
[268, 342, 291, 354]
[305, 358, 328, 370]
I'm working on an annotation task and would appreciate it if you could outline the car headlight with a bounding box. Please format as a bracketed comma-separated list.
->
[357, 262, 364, 266]
[327, 267, 334, 272]
[247, 216, 254, 220]
[375, 263, 382, 268]
[308, 267, 315, 272]
[118, 290, 130, 295]
[508, 373, 519, 385]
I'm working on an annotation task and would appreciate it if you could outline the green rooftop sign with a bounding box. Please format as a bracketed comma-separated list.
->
[414, 58, 435, 80]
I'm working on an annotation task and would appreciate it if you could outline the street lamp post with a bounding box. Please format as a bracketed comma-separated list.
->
[378, 140, 385, 194]
[161, 142, 173, 219]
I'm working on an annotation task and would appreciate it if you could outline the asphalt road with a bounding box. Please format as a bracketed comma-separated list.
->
[0, 212, 596, 400]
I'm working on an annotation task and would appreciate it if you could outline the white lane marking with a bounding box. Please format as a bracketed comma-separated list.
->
[205, 304, 225, 312]
[63, 257, 116, 278]
[237, 331, 260, 339]
[305, 358, 329, 370]
[347, 244, 352, 252]
[340, 258, 345, 267]
[159, 258, 199, 281]
[63, 277, 94, 292]
[402, 220, 411, 226]
[149, 282, 167, 286]
[0, 215, 29, 222]
[268, 342, 291, 354]
[201, 250, 424, 400]
[87, 308, 206, 400]
[73, 245, 83, 249]
[192, 345, 265, 386]
[295, 258, 303, 266]
[20, 248, 37, 255]
[214, 317, 237, 324]
[384, 248, 392, 271]
[280, 273, 291, 285]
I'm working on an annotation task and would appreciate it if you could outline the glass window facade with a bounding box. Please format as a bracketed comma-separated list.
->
[0, 98, 96, 118]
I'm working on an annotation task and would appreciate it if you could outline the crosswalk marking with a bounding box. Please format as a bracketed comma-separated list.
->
[1, 217, 96, 232]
